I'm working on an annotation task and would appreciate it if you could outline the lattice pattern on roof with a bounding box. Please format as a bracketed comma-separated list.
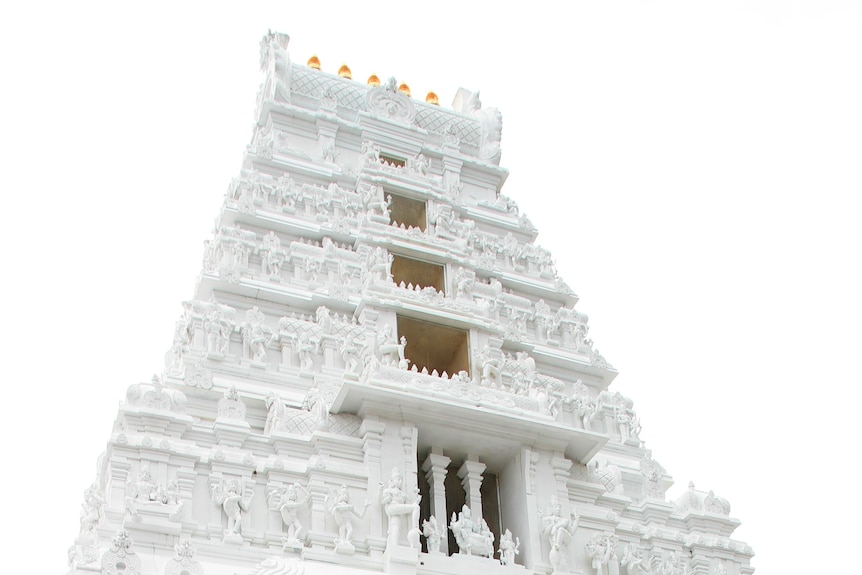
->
[290, 65, 482, 148]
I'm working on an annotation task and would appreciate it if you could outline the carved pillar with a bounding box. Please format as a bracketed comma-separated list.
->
[207, 471, 225, 538]
[307, 479, 329, 551]
[457, 457, 486, 522]
[421, 449, 451, 555]
[361, 419, 387, 557]
[320, 336, 340, 373]
[550, 454, 572, 510]
[400, 426, 418, 483]
[176, 468, 196, 527]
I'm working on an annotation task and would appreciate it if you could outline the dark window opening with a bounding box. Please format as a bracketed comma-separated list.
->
[391, 255, 445, 293]
[388, 193, 427, 231]
[397, 316, 469, 377]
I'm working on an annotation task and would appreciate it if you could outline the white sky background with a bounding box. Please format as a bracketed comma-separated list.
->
[1, 1, 860, 572]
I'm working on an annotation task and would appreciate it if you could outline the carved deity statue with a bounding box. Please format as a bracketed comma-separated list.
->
[568, 380, 599, 430]
[621, 543, 651, 575]
[259, 31, 291, 103]
[241, 306, 270, 363]
[328, 485, 370, 552]
[296, 331, 320, 371]
[261, 231, 284, 279]
[478, 344, 502, 387]
[268, 482, 310, 547]
[366, 246, 393, 284]
[204, 300, 233, 356]
[498, 528, 520, 565]
[264, 393, 285, 435]
[211, 479, 253, 537]
[453, 266, 474, 300]
[540, 499, 579, 574]
[413, 153, 429, 175]
[586, 534, 618, 575]
[450, 504, 495, 557]
[379, 467, 421, 550]
[79, 482, 105, 543]
[422, 516, 444, 554]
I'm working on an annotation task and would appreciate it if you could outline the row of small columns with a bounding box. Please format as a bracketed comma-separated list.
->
[307, 55, 440, 105]
[422, 449, 486, 555]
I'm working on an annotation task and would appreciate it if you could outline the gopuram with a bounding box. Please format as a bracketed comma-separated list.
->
[66, 31, 754, 575]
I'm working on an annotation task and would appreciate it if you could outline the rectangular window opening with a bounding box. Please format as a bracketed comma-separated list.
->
[388, 193, 427, 231]
[397, 316, 469, 377]
[379, 152, 406, 168]
[391, 255, 445, 293]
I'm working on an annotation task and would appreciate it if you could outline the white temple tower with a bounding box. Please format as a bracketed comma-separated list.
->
[66, 31, 754, 575]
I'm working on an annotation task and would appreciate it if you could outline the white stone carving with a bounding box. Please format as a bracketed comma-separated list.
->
[449, 504, 494, 557]
[261, 231, 285, 280]
[498, 528, 520, 565]
[248, 556, 305, 575]
[264, 393, 286, 435]
[79, 481, 105, 543]
[656, 551, 689, 575]
[165, 314, 192, 377]
[379, 467, 421, 550]
[240, 306, 272, 364]
[674, 481, 731, 516]
[590, 459, 625, 496]
[203, 298, 235, 357]
[567, 380, 599, 430]
[125, 375, 187, 413]
[452, 266, 475, 301]
[640, 450, 667, 500]
[211, 478, 254, 537]
[259, 30, 291, 103]
[268, 482, 310, 549]
[366, 78, 416, 123]
[217, 386, 247, 420]
[421, 516, 445, 554]
[101, 530, 140, 575]
[621, 543, 651, 575]
[320, 135, 338, 164]
[540, 499, 579, 574]
[361, 140, 380, 165]
[377, 325, 408, 368]
[411, 153, 429, 175]
[585, 533, 619, 575]
[477, 344, 502, 387]
[124, 463, 182, 523]
[164, 540, 204, 575]
[184, 360, 213, 389]
[328, 484, 369, 554]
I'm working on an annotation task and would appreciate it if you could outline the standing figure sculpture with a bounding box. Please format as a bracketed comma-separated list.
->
[267, 482, 310, 549]
[211, 480, 253, 539]
[498, 529, 521, 565]
[422, 516, 444, 554]
[328, 485, 370, 553]
[379, 467, 421, 550]
[79, 482, 105, 544]
[540, 499, 579, 574]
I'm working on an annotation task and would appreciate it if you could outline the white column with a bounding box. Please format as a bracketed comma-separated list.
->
[422, 449, 451, 555]
[457, 457, 486, 522]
